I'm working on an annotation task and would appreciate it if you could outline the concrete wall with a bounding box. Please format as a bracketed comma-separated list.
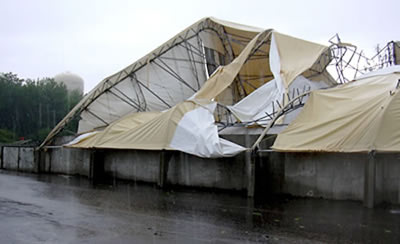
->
[43, 147, 91, 176]
[268, 152, 400, 205]
[280, 153, 365, 201]
[103, 149, 247, 190]
[375, 153, 400, 204]
[167, 152, 246, 190]
[1, 142, 399, 206]
[98, 134, 256, 190]
[3, 147, 19, 170]
[256, 152, 285, 195]
[104, 150, 160, 182]
[0, 145, 247, 191]
[1, 146, 37, 172]
[0, 146, 90, 176]
[18, 147, 35, 172]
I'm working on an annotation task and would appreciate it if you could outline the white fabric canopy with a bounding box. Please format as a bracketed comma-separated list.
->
[68, 100, 246, 158]
[273, 67, 400, 152]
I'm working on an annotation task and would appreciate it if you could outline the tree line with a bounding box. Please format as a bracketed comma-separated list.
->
[0, 72, 82, 144]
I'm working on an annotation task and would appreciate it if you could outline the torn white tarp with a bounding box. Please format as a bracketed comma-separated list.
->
[228, 75, 330, 125]
[170, 102, 246, 157]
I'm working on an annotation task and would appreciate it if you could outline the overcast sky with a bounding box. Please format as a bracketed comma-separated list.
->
[1, 0, 398, 92]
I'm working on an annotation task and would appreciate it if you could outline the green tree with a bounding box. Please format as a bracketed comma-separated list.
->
[0, 73, 83, 144]
[0, 129, 15, 143]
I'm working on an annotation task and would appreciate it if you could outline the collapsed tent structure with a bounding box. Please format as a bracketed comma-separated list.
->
[41, 17, 339, 158]
[272, 66, 400, 152]
[7, 18, 399, 206]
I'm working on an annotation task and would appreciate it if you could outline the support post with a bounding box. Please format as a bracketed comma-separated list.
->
[89, 150, 95, 180]
[90, 150, 106, 185]
[158, 150, 171, 188]
[245, 132, 255, 197]
[47, 149, 52, 173]
[0, 146, 3, 169]
[17, 147, 20, 171]
[33, 149, 40, 173]
[37, 149, 48, 173]
[364, 151, 376, 208]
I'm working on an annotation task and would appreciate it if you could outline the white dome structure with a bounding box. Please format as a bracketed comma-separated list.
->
[54, 71, 84, 94]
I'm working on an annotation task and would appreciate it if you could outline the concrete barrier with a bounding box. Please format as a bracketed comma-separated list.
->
[44, 147, 90, 176]
[1, 137, 399, 207]
[262, 152, 399, 206]
[19, 147, 36, 172]
[1, 146, 37, 172]
[104, 150, 160, 183]
[102, 149, 247, 190]
[166, 152, 247, 190]
[281, 152, 365, 201]
[0, 146, 3, 169]
[3, 147, 20, 170]
[40, 147, 249, 191]
[375, 153, 400, 204]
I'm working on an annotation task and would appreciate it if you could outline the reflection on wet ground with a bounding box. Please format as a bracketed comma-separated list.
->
[0, 170, 399, 243]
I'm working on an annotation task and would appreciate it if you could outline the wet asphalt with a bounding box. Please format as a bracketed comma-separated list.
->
[0, 170, 399, 243]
